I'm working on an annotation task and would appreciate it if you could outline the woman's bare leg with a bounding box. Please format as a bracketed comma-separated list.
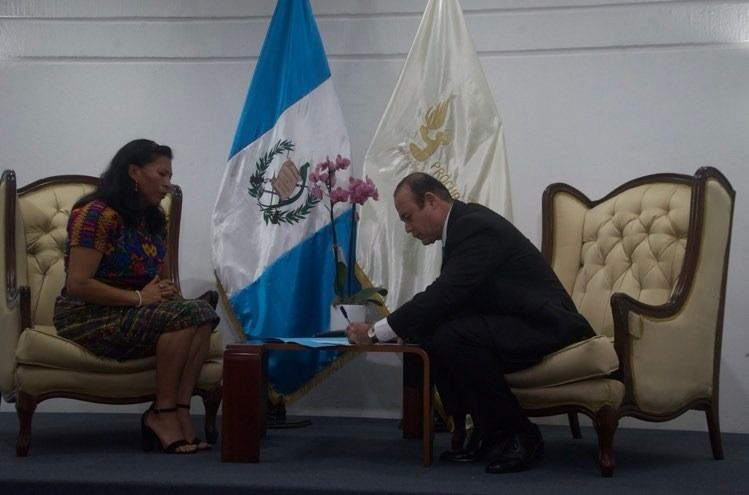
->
[175, 323, 212, 445]
[147, 326, 198, 452]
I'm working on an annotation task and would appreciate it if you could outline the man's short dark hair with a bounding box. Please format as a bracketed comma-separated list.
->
[394, 172, 453, 208]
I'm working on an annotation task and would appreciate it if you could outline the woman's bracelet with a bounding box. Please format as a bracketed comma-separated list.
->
[134, 290, 143, 308]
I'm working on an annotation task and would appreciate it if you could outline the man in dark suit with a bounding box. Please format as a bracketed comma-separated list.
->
[347, 172, 594, 473]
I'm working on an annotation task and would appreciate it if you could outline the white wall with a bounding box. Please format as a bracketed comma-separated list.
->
[1, 0, 747, 434]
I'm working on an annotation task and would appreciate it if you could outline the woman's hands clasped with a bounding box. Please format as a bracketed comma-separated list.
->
[140, 275, 179, 305]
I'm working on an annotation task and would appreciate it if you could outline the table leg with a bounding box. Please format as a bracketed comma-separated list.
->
[221, 345, 266, 462]
[421, 354, 432, 467]
[402, 352, 422, 439]
[402, 351, 433, 466]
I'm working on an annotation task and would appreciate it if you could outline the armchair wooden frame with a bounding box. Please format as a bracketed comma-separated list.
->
[1, 170, 222, 456]
[531, 166, 733, 476]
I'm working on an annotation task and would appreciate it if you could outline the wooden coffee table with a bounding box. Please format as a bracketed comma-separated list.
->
[221, 340, 433, 466]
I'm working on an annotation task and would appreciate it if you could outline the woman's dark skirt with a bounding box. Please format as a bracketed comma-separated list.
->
[53, 296, 220, 361]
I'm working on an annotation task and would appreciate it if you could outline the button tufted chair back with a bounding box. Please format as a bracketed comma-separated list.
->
[19, 180, 96, 327]
[1, 171, 222, 457]
[564, 183, 691, 338]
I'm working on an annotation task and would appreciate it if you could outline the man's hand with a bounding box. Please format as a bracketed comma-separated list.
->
[346, 322, 371, 345]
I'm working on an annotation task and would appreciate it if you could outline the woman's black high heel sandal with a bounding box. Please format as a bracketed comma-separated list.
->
[141, 407, 196, 454]
[177, 403, 212, 451]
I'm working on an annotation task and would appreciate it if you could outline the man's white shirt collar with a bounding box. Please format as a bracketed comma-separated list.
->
[441, 203, 454, 246]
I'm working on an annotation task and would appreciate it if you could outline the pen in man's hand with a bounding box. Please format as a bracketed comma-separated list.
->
[339, 305, 352, 325]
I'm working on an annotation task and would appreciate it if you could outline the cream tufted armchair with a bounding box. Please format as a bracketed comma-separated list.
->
[0, 171, 223, 456]
[501, 167, 734, 476]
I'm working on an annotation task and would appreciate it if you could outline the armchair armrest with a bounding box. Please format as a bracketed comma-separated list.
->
[2, 170, 19, 309]
[1, 171, 33, 334]
[610, 291, 682, 403]
[610, 267, 716, 414]
[164, 184, 183, 294]
[1, 170, 22, 399]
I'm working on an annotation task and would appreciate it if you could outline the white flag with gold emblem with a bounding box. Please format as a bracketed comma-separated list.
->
[358, 0, 512, 308]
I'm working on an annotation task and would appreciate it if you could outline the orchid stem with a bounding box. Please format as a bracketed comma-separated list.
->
[327, 177, 342, 300]
[348, 204, 356, 299]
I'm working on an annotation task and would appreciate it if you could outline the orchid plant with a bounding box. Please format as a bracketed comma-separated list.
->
[308, 155, 387, 306]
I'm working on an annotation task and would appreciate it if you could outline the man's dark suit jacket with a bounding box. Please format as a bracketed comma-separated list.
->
[387, 200, 593, 368]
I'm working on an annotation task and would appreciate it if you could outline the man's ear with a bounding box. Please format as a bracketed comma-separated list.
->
[423, 191, 437, 207]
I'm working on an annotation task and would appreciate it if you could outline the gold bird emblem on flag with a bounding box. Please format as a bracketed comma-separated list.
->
[409, 99, 451, 162]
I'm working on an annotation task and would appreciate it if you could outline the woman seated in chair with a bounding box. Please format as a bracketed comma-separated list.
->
[53, 139, 219, 454]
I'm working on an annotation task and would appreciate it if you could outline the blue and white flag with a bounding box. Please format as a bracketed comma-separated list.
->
[211, 0, 352, 396]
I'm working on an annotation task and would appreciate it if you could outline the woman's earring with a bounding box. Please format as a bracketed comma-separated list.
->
[134, 181, 139, 192]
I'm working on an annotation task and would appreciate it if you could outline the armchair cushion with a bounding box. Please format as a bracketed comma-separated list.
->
[16, 325, 223, 374]
[15, 361, 223, 399]
[15, 325, 223, 399]
[506, 335, 618, 389]
[514, 378, 624, 411]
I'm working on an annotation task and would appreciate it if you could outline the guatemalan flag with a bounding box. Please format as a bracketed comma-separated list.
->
[211, 0, 353, 396]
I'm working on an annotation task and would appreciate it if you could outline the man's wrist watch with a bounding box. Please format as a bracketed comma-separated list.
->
[367, 326, 379, 344]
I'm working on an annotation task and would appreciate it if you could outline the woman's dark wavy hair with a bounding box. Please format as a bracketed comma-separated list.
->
[74, 139, 172, 234]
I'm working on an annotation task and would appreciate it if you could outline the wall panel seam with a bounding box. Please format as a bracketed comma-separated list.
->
[1, 41, 744, 64]
[0, 1, 745, 22]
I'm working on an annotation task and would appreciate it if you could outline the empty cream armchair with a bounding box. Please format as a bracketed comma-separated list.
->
[503, 167, 734, 476]
[0, 171, 223, 456]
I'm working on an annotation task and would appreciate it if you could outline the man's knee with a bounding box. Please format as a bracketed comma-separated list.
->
[424, 322, 463, 362]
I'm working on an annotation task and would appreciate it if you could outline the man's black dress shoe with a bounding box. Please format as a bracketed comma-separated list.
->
[485, 425, 544, 473]
[440, 429, 498, 463]
[440, 428, 488, 462]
